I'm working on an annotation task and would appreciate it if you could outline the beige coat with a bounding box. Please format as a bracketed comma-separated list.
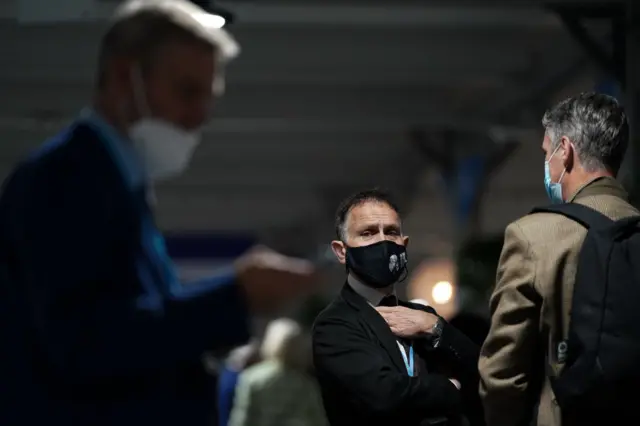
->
[479, 177, 638, 426]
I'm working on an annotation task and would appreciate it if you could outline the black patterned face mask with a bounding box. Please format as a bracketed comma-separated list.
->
[345, 240, 408, 288]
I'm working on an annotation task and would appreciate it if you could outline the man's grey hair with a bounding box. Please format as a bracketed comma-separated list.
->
[97, 0, 239, 94]
[541, 92, 628, 174]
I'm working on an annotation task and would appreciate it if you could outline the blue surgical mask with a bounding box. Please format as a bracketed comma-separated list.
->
[544, 144, 566, 204]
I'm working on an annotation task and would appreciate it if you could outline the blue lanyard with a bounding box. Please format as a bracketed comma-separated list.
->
[400, 344, 414, 376]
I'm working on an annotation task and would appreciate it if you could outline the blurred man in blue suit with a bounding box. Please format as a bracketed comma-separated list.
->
[0, 1, 316, 425]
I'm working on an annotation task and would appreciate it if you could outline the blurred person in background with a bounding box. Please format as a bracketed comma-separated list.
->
[0, 1, 317, 425]
[229, 318, 328, 426]
[479, 93, 635, 426]
[313, 189, 480, 426]
[217, 341, 261, 426]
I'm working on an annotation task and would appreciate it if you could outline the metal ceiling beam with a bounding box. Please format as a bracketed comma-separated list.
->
[548, 2, 626, 87]
[480, 3, 625, 123]
[4, 25, 560, 60]
[5, 0, 625, 24]
[7, 0, 561, 28]
[0, 84, 498, 128]
[409, 127, 518, 239]
[482, 54, 592, 124]
[224, 0, 627, 5]
[223, 3, 561, 28]
[0, 115, 505, 134]
[0, 69, 525, 88]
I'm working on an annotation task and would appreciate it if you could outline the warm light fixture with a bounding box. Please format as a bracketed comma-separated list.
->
[432, 281, 453, 305]
[408, 258, 458, 320]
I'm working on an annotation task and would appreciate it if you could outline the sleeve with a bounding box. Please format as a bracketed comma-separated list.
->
[478, 222, 542, 426]
[413, 305, 480, 381]
[312, 316, 461, 420]
[17, 164, 251, 383]
[228, 372, 259, 426]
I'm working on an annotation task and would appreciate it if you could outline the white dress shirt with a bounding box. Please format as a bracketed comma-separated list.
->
[347, 275, 412, 374]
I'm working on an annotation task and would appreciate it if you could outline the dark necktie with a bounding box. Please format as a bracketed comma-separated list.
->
[379, 294, 398, 307]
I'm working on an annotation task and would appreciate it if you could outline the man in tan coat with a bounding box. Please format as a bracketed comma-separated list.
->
[479, 92, 637, 426]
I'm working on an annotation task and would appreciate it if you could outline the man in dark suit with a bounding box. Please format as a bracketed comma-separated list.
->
[312, 189, 480, 426]
[0, 1, 315, 425]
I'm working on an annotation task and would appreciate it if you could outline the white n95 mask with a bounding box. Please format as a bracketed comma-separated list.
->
[130, 121, 201, 182]
[129, 66, 202, 182]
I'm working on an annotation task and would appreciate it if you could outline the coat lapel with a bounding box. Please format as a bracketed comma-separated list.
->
[340, 284, 407, 372]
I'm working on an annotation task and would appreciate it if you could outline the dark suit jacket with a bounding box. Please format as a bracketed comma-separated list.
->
[0, 121, 251, 425]
[312, 284, 480, 426]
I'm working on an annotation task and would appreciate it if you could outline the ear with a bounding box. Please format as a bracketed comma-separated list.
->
[559, 136, 575, 170]
[402, 235, 409, 248]
[108, 57, 136, 97]
[330, 240, 347, 265]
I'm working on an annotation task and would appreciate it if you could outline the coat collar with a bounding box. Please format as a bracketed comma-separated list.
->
[347, 274, 396, 307]
[340, 283, 407, 372]
[79, 108, 146, 191]
[568, 176, 628, 202]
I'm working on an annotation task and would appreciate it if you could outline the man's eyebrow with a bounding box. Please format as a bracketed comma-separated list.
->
[356, 223, 378, 230]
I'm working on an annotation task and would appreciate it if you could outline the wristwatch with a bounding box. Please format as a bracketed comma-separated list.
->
[431, 317, 445, 348]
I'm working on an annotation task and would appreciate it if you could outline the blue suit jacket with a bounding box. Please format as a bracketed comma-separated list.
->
[0, 121, 251, 425]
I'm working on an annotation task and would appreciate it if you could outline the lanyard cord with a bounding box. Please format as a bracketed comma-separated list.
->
[400, 344, 414, 376]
